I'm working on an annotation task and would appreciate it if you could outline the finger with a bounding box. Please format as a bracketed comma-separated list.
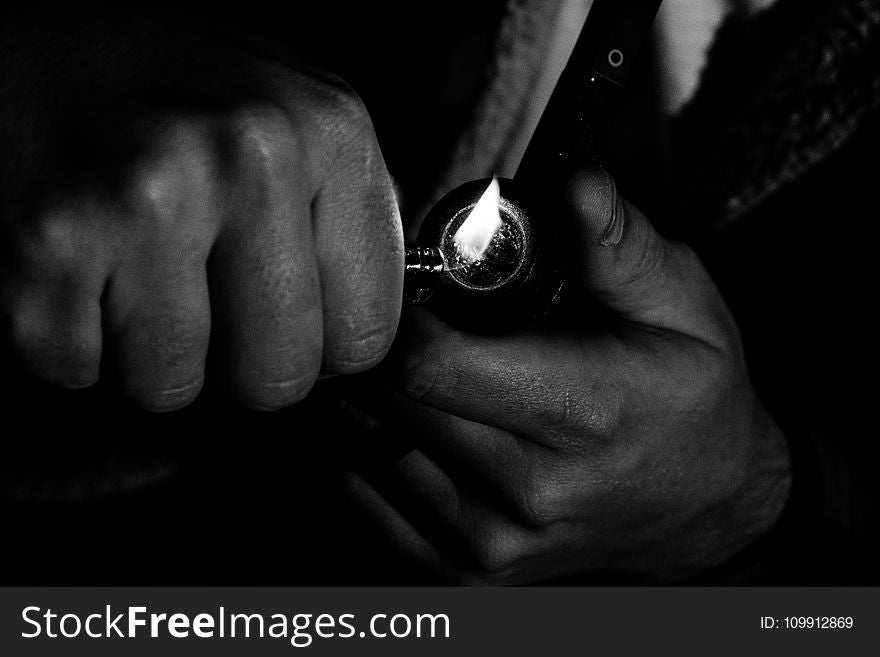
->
[391, 308, 626, 446]
[350, 451, 532, 581]
[4, 282, 102, 389]
[310, 92, 403, 374]
[104, 265, 210, 412]
[341, 470, 463, 581]
[2, 206, 107, 389]
[565, 168, 728, 341]
[211, 112, 323, 411]
[95, 126, 218, 411]
[363, 449, 472, 558]
[346, 377, 554, 525]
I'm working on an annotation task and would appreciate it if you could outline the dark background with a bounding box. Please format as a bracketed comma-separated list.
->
[1, 0, 877, 584]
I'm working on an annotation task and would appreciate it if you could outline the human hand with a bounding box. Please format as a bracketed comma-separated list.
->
[341, 169, 792, 584]
[0, 16, 402, 411]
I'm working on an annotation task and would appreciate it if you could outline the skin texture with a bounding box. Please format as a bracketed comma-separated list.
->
[1, 17, 791, 582]
[0, 17, 404, 412]
[341, 169, 792, 584]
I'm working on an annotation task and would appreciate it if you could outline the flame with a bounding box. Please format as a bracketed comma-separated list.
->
[452, 178, 502, 264]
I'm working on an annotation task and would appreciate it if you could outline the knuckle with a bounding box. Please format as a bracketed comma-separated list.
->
[337, 122, 382, 175]
[519, 471, 568, 529]
[126, 120, 215, 232]
[16, 214, 85, 276]
[230, 106, 306, 183]
[30, 217, 77, 262]
[582, 391, 623, 439]
[308, 81, 381, 169]
[314, 80, 371, 135]
[471, 526, 524, 575]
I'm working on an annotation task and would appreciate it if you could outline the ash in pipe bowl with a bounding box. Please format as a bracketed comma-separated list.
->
[408, 177, 568, 334]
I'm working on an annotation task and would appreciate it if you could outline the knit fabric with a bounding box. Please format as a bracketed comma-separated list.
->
[681, 0, 880, 225]
[425, 0, 562, 212]
[435, 0, 880, 230]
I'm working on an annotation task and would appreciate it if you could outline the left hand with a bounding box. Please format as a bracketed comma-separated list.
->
[340, 168, 792, 584]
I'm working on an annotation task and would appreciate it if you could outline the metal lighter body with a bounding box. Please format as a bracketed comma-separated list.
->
[403, 178, 568, 334]
[402, 0, 662, 334]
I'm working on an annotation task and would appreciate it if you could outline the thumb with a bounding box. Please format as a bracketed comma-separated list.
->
[565, 168, 722, 336]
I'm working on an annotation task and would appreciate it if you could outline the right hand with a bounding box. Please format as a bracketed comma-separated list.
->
[0, 14, 404, 412]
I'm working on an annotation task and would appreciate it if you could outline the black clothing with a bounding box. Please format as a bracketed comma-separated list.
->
[1, 0, 877, 584]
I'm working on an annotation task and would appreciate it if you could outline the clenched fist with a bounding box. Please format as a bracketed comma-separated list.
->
[0, 14, 403, 411]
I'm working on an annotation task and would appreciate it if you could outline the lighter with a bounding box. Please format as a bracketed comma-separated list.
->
[402, 0, 663, 334]
[403, 177, 567, 334]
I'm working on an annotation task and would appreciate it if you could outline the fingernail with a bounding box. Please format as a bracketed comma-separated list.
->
[600, 169, 625, 247]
